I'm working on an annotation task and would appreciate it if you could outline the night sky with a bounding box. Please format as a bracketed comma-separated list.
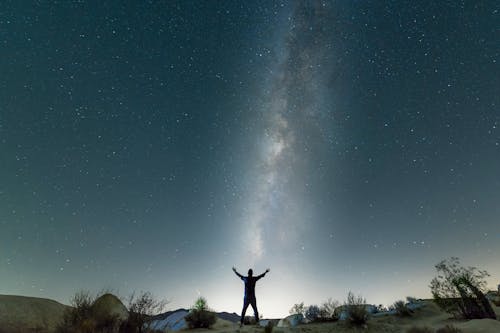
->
[1, 1, 499, 317]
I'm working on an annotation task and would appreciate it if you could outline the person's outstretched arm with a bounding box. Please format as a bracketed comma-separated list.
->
[256, 268, 270, 280]
[232, 267, 243, 279]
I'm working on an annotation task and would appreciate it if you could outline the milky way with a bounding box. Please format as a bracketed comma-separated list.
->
[241, 2, 336, 262]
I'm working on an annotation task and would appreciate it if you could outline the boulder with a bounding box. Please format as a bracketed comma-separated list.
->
[0, 294, 69, 332]
[91, 293, 129, 322]
[277, 314, 303, 327]
[149, 309, 189, 331]
[365, 304, 378, 314]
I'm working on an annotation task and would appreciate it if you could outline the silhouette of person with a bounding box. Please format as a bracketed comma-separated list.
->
[233, 266, 270, 326]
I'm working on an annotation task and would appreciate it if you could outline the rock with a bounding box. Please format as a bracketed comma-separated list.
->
[149, 309, 189, 331]
[277, 314, 303, 327]
[365, 304, 378, 314]
[0, 294, 69, 333]
[92, 293, 129, 322]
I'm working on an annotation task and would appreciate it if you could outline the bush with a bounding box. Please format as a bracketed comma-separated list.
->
[184, 297, 217, 329]
[305, 305, 320, 322]
[344, 291, 368, 326]
[406, 326, 433, 333]
[193, 297, 208, 311]
[436, 325, 462, 333]
[429, 257, 496, 319]
[185, 310, 217, 329]
[394, 300, 413, 317]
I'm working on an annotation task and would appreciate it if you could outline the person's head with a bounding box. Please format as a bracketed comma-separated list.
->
[248, 269, 253, 277]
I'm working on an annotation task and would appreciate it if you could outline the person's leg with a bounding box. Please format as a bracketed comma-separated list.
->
[241, 298, 250, 325]
[250, 297, 259, 323]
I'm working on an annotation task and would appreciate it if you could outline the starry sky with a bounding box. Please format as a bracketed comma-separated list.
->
[1, 1, 499, 318]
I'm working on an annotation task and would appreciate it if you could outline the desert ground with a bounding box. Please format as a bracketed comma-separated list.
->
[1, 294, 500, 333]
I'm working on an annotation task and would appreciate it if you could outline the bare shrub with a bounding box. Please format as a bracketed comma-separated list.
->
[344, 291, 368, 326]
[56, 291, 96, 333]
[121, 291, 168, 333]
[319, 298, 339, 321]
[430, 257, 495, 319]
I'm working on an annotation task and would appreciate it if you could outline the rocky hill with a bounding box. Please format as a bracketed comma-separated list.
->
[0, 294, 69, 333]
